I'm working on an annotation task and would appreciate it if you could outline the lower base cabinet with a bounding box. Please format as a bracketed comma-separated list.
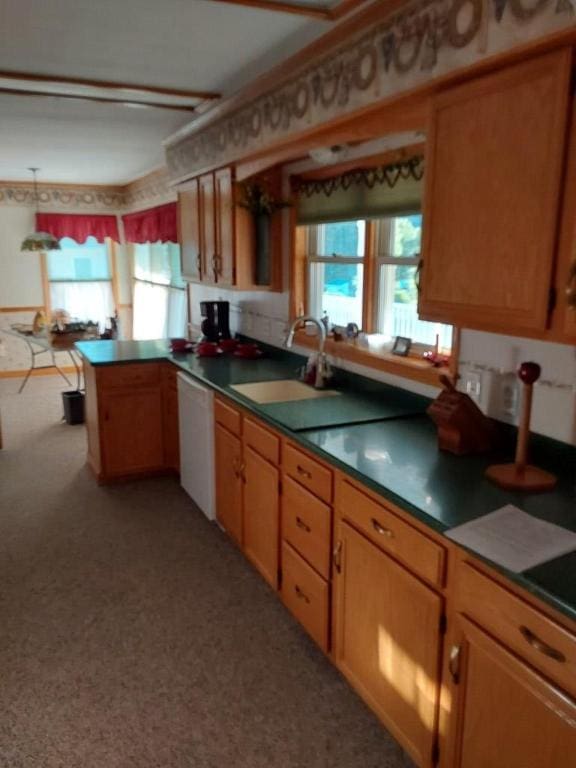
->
[214, 423, 243, 545]
[445, 614, 576, 768]
[281, 541, 329, 653]
[243, 444, 280, 589]
[333, 520, 443, 768]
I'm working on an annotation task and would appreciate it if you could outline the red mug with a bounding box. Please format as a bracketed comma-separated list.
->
[196, 342, 219, 357]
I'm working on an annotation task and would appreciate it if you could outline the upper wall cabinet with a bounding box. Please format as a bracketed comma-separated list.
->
[178, 166, 283, 291]
[419, 49, 572, 336]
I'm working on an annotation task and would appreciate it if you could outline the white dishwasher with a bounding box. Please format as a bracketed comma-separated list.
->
[177, 372, 215, 521]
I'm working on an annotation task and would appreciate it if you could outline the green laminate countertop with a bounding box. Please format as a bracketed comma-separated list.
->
[76, 339, 576, 623]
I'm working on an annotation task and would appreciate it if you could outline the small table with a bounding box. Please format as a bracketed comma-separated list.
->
[2, 327, 86, 393]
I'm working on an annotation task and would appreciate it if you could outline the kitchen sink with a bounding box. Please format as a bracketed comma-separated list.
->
[230, 379, 341, 404]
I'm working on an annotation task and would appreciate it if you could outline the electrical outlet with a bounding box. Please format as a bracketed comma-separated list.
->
[461, 371, 482, 403]
[499, 373, 519, 422]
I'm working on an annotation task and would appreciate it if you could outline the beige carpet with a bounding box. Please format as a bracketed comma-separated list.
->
[0, 375, 414, 768]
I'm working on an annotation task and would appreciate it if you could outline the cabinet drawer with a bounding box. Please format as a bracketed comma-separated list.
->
[282, 476, 332, 579]
[214, 397, 242, 436]
[98, 363, 161, 390]
[283, 443, 332, 503]
[336, 479, 445, 588]
[457, 561, 576, 697]
[244, 417, 279, 465]
[281, 542, 329, 653]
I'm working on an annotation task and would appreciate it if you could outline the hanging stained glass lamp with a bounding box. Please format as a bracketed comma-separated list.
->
[20, 167, 61, 251]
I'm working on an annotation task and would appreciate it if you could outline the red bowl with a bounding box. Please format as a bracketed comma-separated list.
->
[218, 338, 239, 353]
[196, 342, 220, 357]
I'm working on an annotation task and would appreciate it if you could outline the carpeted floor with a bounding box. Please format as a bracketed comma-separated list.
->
[0, 375, 413, 768]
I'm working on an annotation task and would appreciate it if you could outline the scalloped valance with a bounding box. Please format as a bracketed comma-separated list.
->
[36, 213, 120, 244]
[293, 156, 424, 225]
[122, 203, 178, 244]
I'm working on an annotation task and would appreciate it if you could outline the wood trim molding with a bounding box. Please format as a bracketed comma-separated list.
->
[206, 0, 369, 21]
[0, 306, 44, 313]
[0, 366, 76, 379]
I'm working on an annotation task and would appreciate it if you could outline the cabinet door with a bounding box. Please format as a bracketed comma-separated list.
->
[243, 445, 279, 588]
[333, 520, 443, 768]
[214, 167, 235, 286]
[420, 49, 571, 334]
[214, 423, 243, 545]
[199, 172, 216, 284]
[178, 181, 202, 282]
[101, 389, 164, 476]
[444, 614, 576, 768]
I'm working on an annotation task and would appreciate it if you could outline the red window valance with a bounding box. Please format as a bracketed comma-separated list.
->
[122, 203, 178, 244]
[36, 213, 120, 244]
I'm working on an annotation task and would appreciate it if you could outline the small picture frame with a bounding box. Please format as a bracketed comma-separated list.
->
[392, 336, 412, 357]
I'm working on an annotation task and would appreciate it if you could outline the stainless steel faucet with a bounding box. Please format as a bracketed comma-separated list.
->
[285, 315, 331, 389]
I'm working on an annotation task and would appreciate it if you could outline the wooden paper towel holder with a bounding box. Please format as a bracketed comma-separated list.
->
[485, 362, 557, 493]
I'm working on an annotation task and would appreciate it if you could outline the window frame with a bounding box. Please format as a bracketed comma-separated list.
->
[292, 217, 457, 387]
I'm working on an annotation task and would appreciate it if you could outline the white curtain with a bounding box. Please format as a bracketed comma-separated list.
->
[132, 282, 186, 340]
[132, 242, 186, 340]
[50, 281, 114, 332]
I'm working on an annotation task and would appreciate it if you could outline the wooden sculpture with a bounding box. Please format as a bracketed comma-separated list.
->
[485, 362, 557, 492]
[427, 374, 494, 455]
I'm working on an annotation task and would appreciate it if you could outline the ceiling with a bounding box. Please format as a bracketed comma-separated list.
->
[0, 0, 341, 184]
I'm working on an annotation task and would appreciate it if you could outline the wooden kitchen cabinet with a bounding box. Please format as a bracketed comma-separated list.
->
[178, 178, 202, 281]
[333, 519, 444, 768]
[100, 388, 165, 477]
[214, 422, 243, 546]
[243, 444, 280, 589]
[420, 49, 572, 335]
[83, 360, 178, 482]
[177, 165, 283, 290]
[442, 614, 576, 768]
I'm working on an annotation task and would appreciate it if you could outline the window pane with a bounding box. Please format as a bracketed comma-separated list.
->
[47, 236, 110, 281]
[377, 263, 452, 349]
[50, 281, 114, 331]
[134, 242, 184, 288]
[318, 220, 365, 258]
[376, 214, 422, 259]
[309, 262, 363, 327]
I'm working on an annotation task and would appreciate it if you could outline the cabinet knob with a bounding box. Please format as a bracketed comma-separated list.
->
[294, 584, 310, 604]
[371, 518, 393, 538]
[449, 644, 461, 685]
[333, 540, 343, 573]
[296, 464, 312, 479]
[519, 625, 566, 663]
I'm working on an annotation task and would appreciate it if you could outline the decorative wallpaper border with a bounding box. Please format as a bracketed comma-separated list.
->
[0, 168, 175, 213]
[166, 0, 575, 180]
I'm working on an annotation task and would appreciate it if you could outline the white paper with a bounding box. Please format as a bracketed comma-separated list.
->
[446, 505, 576, 573]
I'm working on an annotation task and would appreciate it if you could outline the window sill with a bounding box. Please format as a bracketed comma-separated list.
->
[294, 330, 453, 388]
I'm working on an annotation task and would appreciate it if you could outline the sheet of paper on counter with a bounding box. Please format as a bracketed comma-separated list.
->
[446, 504, 576, 572]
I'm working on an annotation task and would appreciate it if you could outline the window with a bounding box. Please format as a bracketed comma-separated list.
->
[375, 214, 452, 349]
[308, 220, 365, 327]
[47, 237, 115, 331]
[304, 216, 452, 350]
[132, 242, 186, 340]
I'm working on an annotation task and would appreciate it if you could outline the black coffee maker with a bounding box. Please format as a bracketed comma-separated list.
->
[200, 301, 231, 342]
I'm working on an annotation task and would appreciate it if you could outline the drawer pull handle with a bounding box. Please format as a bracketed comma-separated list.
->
[449, 644, 461, 685]
[296, 516, 311, 533]
[519, 626, 566, 663]
[333, 540, 342, 573]
[371, 518, 393, 538]
[296, 465, 312, 479]
[295, 585, 310, 604]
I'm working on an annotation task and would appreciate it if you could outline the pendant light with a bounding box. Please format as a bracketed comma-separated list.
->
[20, 167, 61, 252]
